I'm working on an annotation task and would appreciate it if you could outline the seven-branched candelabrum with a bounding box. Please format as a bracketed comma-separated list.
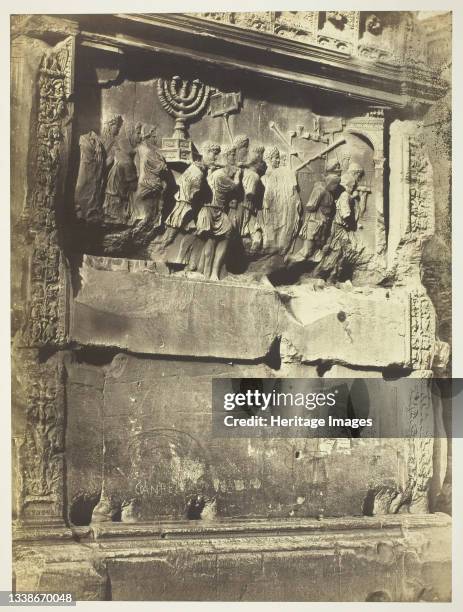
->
[157, 75, 211, 140]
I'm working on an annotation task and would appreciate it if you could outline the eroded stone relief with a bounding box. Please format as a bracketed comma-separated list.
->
[72, 76, 383, 284]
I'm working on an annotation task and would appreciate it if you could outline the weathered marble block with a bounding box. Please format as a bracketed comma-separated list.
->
[279, 284, 410, 368]
[72, 256, 280, 360]
[66, 354, 436, 524]
[72, 256, 417, 369]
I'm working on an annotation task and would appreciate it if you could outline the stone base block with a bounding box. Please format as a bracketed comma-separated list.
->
[14, 514, 451, 602]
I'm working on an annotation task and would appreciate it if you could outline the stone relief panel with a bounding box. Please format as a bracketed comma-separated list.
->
[70, 66, 385, 284]
[273, 12, 317, 43]
[317, 11, 359, 54]
[357, 12, 401, 64]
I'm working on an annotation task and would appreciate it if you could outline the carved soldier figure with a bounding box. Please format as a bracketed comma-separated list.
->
[233, 134, 250, 167]
[287, 173, 341, 263]
[342, 161, 369, 221]
[229, 144, 266, 250]
[195, 144, 240, 280]
[260, 146, 279, 243]
[160, 141, 222, 249]
[103, 121, 142, 225]
[314, 173, 365, 281]
[129, 124, 168, 228]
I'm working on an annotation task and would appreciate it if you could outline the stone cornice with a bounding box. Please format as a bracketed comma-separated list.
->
[111, 13, 447, 106]
[13, 13, 448, 107]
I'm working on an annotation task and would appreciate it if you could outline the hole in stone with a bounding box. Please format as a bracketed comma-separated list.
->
[69, 494, 100, 526]
[73, 346, 120, 366]
[337, 310, 347, 322]
[316, 362, 333, 377]
[365, 591, 391, 602]
[267, 261, 310, 286]
[265, 336, 281, 370]
[362, 489, 376, 516]
[231, 378, 265, 417]
[186, 495, 206, 520]
[112, 507, 122, 522]
[295, 451, 301, 459]
[382, 366, 412, 380]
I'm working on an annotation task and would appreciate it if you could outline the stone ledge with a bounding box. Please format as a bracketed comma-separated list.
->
[71, 256, 424, 368]
[13, 514, 451, 601]
[86, 513, 451, 541]
[14, 513, 451, 542]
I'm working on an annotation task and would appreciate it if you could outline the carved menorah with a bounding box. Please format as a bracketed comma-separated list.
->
[157, 76, 211, 140]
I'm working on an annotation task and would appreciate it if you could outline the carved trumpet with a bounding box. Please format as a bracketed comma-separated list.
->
[269, 121, 300, 156]
[295, 138, 346, 172]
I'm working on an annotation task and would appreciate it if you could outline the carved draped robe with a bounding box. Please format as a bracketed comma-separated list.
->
[129, 142, 168, 227]
[74, 131, 106, 222]
[261, 166, 302, 254]
[165, 161, 207, 231]
[229, 167, 262, 238]
[195, 167, 235, 238]
[299, 182, 336, 248]
[103, 146, 139, 225]
[315, 190, 365, 279]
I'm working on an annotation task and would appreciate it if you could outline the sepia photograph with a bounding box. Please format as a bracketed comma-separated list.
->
[8, 5, 455, 605]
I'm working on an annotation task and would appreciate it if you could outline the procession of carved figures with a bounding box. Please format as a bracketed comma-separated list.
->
[74, 76, 375, 282]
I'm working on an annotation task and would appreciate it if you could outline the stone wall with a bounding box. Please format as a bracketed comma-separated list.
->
[11, 11, 452, 601]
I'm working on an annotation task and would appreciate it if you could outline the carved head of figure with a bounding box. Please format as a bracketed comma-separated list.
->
[327, 11, 348, 29]
[340, 173, 356, 195]
[201, 142, 221, 167]
[325, 173, 341, 193]
[103, 114, 123, 139]
[114, 121, 143, 159]
[365, 14, 382, 35]
[128, 121, 143, 148]
[340, 154, 351, 173]
[348, 162, 364, 183]
[221, 144, 237, 168]
[249, 145, 266, 175]
[264, 146, 280, 169]
[233, 134, 249, 165]
[249, 145, 264, 162]
[140, 123, 158, 145]
[326, 160, 341, 176]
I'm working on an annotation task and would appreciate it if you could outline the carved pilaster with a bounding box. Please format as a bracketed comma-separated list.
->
[408, 134, 435, 240]
[12, 32, 76, 535]
[404, 373, 435, 513]
[409, 290, 436, 371]
[347, 108, 386, 258]
[13, 350, 68, 529]
[388, 120, 435, 276]
[20, 36, 75, 348]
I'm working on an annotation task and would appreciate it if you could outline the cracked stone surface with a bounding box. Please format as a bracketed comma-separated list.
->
[72, 258, 415, 369]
